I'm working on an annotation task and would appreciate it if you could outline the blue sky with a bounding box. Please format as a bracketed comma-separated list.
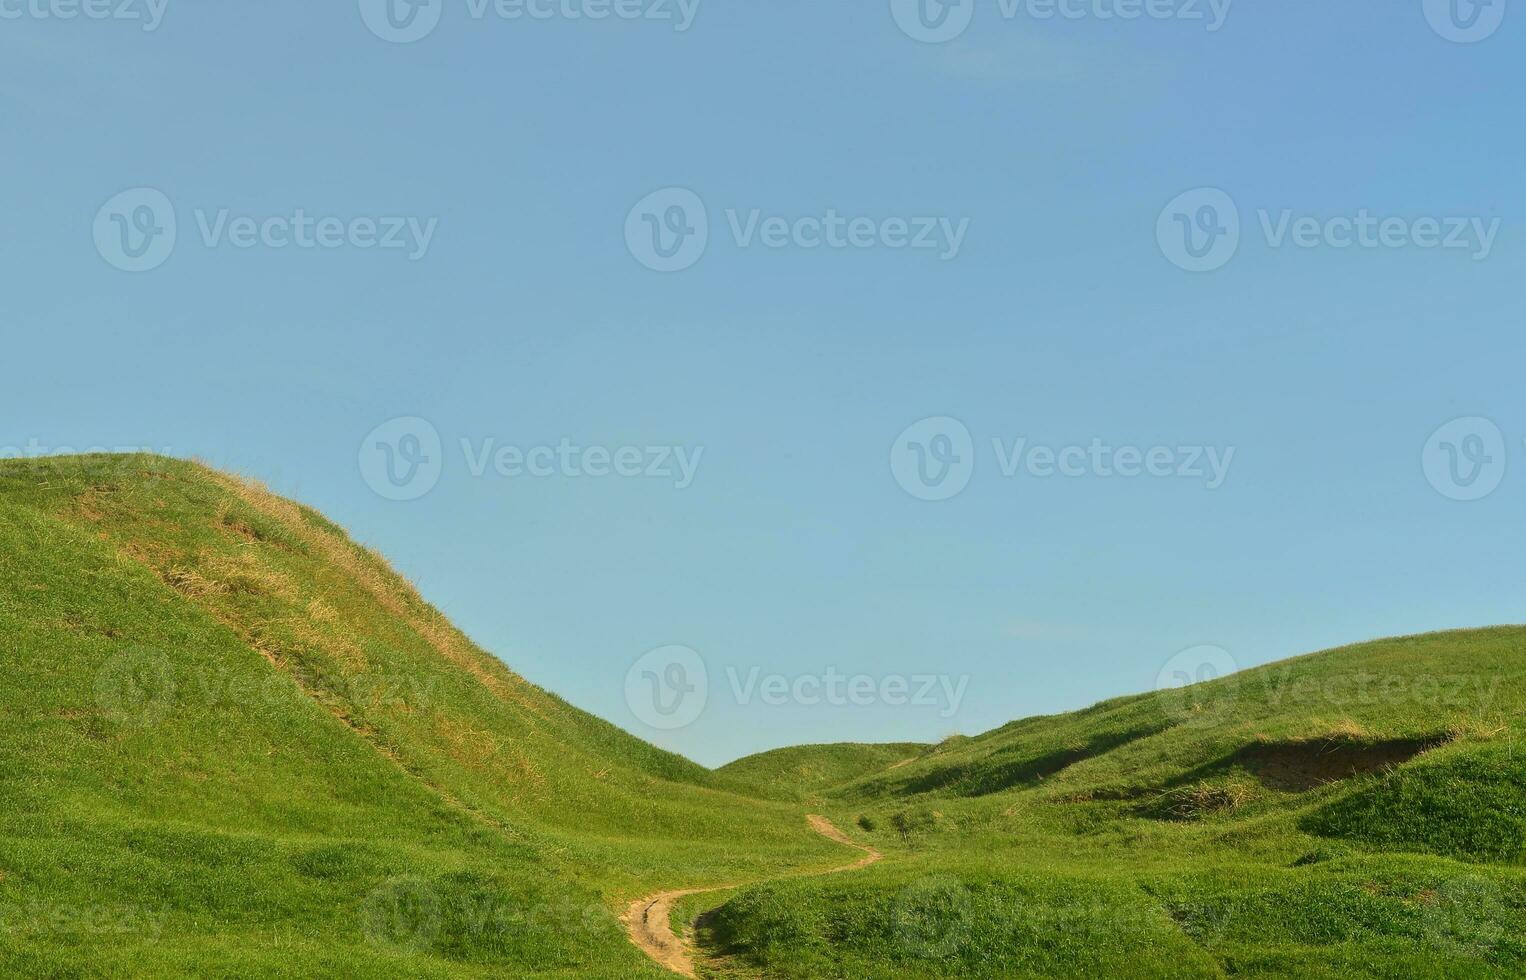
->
[4, 1, 1523, 765]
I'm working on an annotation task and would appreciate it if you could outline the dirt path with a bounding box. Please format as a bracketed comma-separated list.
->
[621, 815, 882, 977]
[804, 814, 881, 871]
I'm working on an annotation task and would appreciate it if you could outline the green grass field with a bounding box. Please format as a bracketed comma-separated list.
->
[701, 633, 1526, 978]
[2, 455, 1521, 978]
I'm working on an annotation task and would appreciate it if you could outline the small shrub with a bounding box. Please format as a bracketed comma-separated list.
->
[890, 809, 937, 844]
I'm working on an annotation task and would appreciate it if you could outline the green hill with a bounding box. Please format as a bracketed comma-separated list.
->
[699, 630, 1526, 978]
[0, 455, 844, 977]
[4, 454, 1523, 978]
[718, 743, 929, 801]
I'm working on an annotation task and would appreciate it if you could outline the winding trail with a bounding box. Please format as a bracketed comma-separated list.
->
[621, 814, 882, 977]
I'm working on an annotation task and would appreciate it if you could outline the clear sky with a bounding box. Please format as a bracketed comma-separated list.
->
[5, 1, 1523, 766]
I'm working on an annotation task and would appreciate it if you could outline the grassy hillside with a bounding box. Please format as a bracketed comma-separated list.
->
[717, 743, 928, 801]
[0, 455, 845, 977]
[698, 630, 1526, 978]
[5, 453, 1523, 978]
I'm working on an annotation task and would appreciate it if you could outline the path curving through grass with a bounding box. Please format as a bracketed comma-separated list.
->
[622, 814, 882, 977]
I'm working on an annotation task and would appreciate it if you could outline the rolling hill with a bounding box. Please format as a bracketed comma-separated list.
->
[3, 454, 1522, 978]
[701, 630, 1526, 978]
[0, 454, 846, 977]
[716, 743, 929, 801]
